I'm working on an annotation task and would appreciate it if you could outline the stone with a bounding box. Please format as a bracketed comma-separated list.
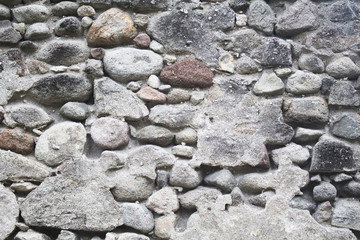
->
[338, 181, 360, 198]
[253, 70, 284, 95]
[332, 198, 360, 231]
[14, 230, 51, 240]
[35, 122, 86, 167]
[330, 113, 360, 140]
[127, 81, 142, 92]
[56, 230, 78, 240]
[0, 150, 50, 182]
[131, 0, 170, 12]
[77, 5, 95, 17]
[10, 182, 38, 193]
[149, 104, 199, 129]
[271, 143, 310, 166]
[149, 40, 164, 53]
[169, 160, 202, 189]
[156, 170, 170, 188]
[90, 48, 105, 60]
[329, 81, 359, 106]
[5, 104, 53, 129]
[25, 23, 51, 40]
[229, 0, 249, 11]
[294, 127, 324, 143]
[91, 117, 129, 150]
[0, 0, 21, 7]
[0, 4, 10, 20]
[36, 40, 89, 66]
[103, 47, 163, 82]
[326, 57, 360, 79]
[160, 58, 214, 88]
[285, 70, 322, 94]
[298, 54, 324, 73]
[87, 8, 136, 47]
[175, 127, 197, 145]
[121, 203, 154, 233]
[19, 41, 37, 53]
[172, 145, 193, 158]
[105, 232, 149, 240]
[248, 191, 275, 207]
[313, 182, 337, 202]
[147, 75, 161, 89]
[52, 1, 79, 16]
[204, 169, 237, 193]
[154, 213, 177, 239]
[276, 0, 318, 37]
[136, 87, 166, 103]
[235, 55, 260, 74]
[330, 173, 353, 183]
[21, 177, 123, 231]
[55, 17, 82, 37]
[30, 74, 92, 106]
[133, 14, 149, 28]
[283, 97, 329, 123]
[159, 84, 171, 93]
[179, 187, 222, 210]
[0, 128, 34, 155]
[12, 5, 50, 23]
[313, 201, 332, 224]
[320, 76, 336, 95]
[134, 33, 151, 48]
[0, 20, 22, 43]
[84, 59, 103, 78]
[81, 16, 93, 28]
[60, 102, 89, 121]
[218, 53, 235, 73]
[247, 0, 275, 35]
[235, 14, 247, 27]
[274, 68, 292, 78]
[136, 125, 173, 147]
[167, 89, 191, 104]
[231, 187, 245, 206]
[78, 0, 111, 9]
[146, 187, 179, 215]
[94, 78, 149, 121]
[0, 184, 19, 240]
[290, 196, 317, 211]
[328, 1, 360, 22]
[310, 139, 356, 173]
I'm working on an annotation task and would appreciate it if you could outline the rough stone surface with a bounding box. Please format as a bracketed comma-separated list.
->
[179, 187, 222, 210]
[253, 70, 284, 95]
[0, 128, 34, 155]
[133, 33, 151, 48]
[77, 5, 95, 17]
[175, 128, 197, 145]
[136, 125, 174, 147]
[35, 122, 86, 167]
[326, 57, 360, 79]
[87, 8, 136, 47]
[0, 184, 19, 240]
[330, 113, 360, 140]
[91, 117, 129, 149]
[4, 105, 52, 129]
[332, 198, 360, 231]
[25, 23, 51, 40]
[55, 17, 82, 37]
[294, 127, 324, 143]
[298, 54, 324, 73]
[160, 58, 214, 88]
[60, 102, 89, 121]
[204, 169, 237, 193]
[170, 160, 202, 189]
[0, 4, 10, 20]
[313, 201, 332, 224]
[313, 182, 337, 202]
[329, 81, 359, 107]
[12, 5, 50, 23]
[14, 230, 51, 240]
[155, 213, 177, 239]
[104, 47, 163, 82]
[121, 203, 154, 233]
[247, 0, 275, 35]
[105, 232, 149, 240]
[0, 20, 22, 43]
[271, 143, 310, 165]
[338, 181, 360, 198]
[286, 71, 322, 94]
[167, 89, 191, 104]
[171, 145, 193, 159]
[52, 1, 79, 16]
[146, 187, 179, 215]
[136, 87, 166, 103]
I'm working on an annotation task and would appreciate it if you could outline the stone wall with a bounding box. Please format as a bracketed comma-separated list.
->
[0, 0, 360, 239]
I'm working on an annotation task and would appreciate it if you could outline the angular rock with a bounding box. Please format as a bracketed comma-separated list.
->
[276, 0, 318, 37]
[136, 125, 174, 147]
[60, 102, 89, 121]
[160, 58, 214, 88]
[283, 97, 329, 123]
[248, 191, 275, 208]
[52, 1, 79, 16]
[175, 128, 197, 145]
[149, 40, 164, 53]
[313, 182, 337, 202]
[204, 169, 237, 193]
[121, 203, 154, 233]
[285, 70, 322, 94]
[332, 198, 360, 231]
[290, 196, 317, 211]
[12, 5, 50, 23]
[330, 173, 353, 183]
[329, 81, 359, 106]
[310, 139, 356, 173]
[298, 54, 324, 73]
[55, 17, 82, 37]
[169, 160, 202, 189]
[146, 187, 179, 214]
[294, 127, 324, 142]
[154, 213, 177, 239]
[0, 184, 18, 240]
[330, 113, 360, 140]
[24, 23, 51, 40]
[21, 177, 123, 231]
[30, 74, 92, 105]
[84, 59, 103, 78]
[253, 70, 284, 95]
[328, 1, 360, 22]
[156, 170, 170, 188]
[171, 145, 193, 159]
[0, 150, 50, 182]
[179, 187, 222, 210]
[94, 77, 149, 121]
[247, 0, 275, 35]
[14, 230, 51, 240]
[10, 182, 38, 193]
[0, 128, 34, 155]
[136, 87, 166, 103]
[87, 8, 136, 47]
[326, 57, 360, 79]
[218, 53, 235, 73]
[313, 201, 332, 224]
[103, 47, 163, 82]
[90, 48, 105, 60]
[235, 55, 260, 74]
[271, 143, 310, 166]
[91, 117, 129, 149]
[0, 20, 22, 43]
[5, 104, 52, 129]
[56, 230, 78, 240]
[35, 122, 86, 167]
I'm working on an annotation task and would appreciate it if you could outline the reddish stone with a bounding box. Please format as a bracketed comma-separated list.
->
[137, 87, 166, 103]
[90, 48, 105, 60]
[0, 128, 34, 155]
[133, 33, 151, 48]
[160, 58, 214, 88]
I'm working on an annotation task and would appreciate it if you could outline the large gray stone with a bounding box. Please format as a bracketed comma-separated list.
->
[103, 47, 163, 82]
[55, 17, 82, 37]
[146, 187, 179, 214]
[247, 0, 275, 35]
[326, 57, 360, 80]
[105, 232, 150, 240]
[35, 122, 86, 167]
[131, 0, 170, 12]
[0, 20, 22, 43]
[0, 150, 50, 182]
[179, 187, 222, 210]
[313, 182, 337, 202]
[25, 23, 51, 40]
[328, 81, 359, 106]
[121, 203, 154, 233]
[12, 5, 50, 23]
[136, 125, 174, 147]
[60, 102, 89, 121]
[330, 113, 360, 140]
[285, 70, 322, 94]
[14, 230, 51, 240]
[328, 1, 360, 22]
[52, 1, 79, 16]
[94, 77, 149, 121]
[0, 184, 18, 240]
[271, 143, 310, 166]
[332, 198, 360, 231]
[204, 169, 237, 193]
[21, 177, 123, 231]
[170, 160, 202, 189]
[0, 4, 10, 20]
[298, 54, 325, 74]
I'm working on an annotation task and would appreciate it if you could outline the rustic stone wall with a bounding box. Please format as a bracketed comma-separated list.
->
[0, 0, 360, 239]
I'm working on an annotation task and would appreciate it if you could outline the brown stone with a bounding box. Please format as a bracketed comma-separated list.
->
[137, 87, 166, 103]
[0, 128, 34, 155]
[133, 33, 151, 48]
[87, 8, 137, 47]
[90, 48, 105, 60]
[160, 58, 214, 88]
